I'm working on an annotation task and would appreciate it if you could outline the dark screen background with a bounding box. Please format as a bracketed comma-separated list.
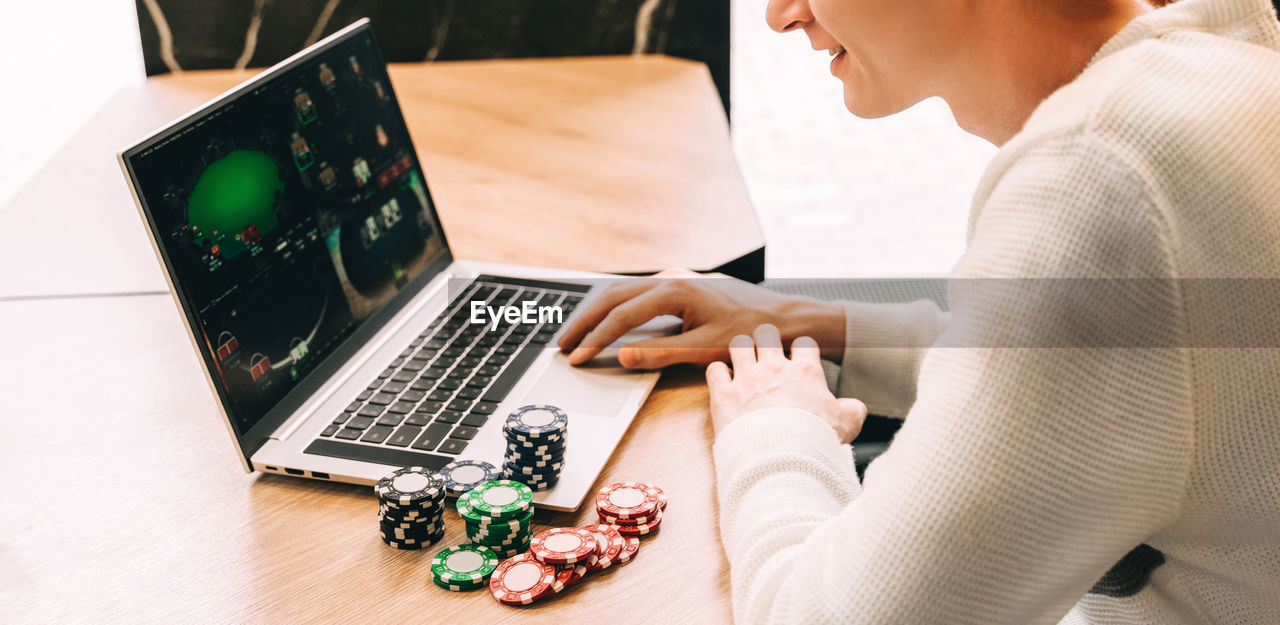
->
[129, 31, 446, 435]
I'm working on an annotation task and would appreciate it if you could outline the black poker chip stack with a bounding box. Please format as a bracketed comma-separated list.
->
[375, 466, 447, 549]
[500, 404, 569, 492]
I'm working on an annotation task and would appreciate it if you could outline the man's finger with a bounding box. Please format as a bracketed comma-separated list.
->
[752, 324, 784, 364]
[790, 336, 822, 365]
[706, 360, 732, 392]
[567, 286, 685, 365]
[728, 333, 756, 376]
[617, 326, 726, 369]
[558, 279, 660, 352]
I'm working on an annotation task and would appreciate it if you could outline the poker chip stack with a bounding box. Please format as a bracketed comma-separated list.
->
[438, 459, 500, 497]
[376, 466, 447, 550]
[484, 520, 646, 605]
[458, 480, 535, 559]
[431, 544, 500, 592]
[501, 404, 568, 491]
[595, 481, 667, 538]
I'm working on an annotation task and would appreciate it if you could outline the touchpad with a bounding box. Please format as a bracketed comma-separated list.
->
[518, 355, 635, 418]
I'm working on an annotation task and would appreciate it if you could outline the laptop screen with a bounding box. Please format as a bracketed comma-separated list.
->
[123, 23, 448, 441]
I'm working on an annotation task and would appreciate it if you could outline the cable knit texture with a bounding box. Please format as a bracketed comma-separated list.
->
[713, 1, 1280, 623]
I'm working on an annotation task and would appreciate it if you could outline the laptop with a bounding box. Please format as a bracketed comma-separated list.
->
[117, 19, 662, 511]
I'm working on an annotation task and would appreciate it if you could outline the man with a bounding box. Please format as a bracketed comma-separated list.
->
[558, 0, 1280, 622]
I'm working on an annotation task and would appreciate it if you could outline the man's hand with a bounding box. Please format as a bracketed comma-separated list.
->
[707, 324, 867, 444]
[558, 269, 846, 369]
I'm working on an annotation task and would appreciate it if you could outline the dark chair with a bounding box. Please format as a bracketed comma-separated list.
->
[134, 0, 729, 113]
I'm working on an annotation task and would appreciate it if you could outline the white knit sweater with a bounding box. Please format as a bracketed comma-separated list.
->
[713, 1, 1280, 623]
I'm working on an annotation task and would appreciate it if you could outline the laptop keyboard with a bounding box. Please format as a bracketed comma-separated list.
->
[316, 275, 585, 456]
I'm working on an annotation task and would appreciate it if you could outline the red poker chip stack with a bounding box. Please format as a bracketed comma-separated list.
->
[595, 481, 667, 537]
[487, 481, 666, 606]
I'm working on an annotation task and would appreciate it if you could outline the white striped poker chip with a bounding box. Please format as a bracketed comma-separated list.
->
[458, 480, 533, 520]
[503, 461, 564, 475]
[617, 536, 640, 563]
[439, 460, 500, 496]
[505, 433, 565, 448]
[375, 467, 446, 506]
[504, 404, 569, 438]
[548, 557, 592, 594]
[580, 523, 626, 571]
[489, 553, 556, 605]
[432, 544, 500, 584]
[597, 508, 658, 526]
[594, 481, 661, 520]
[529, 527, 597, 564]
[384, 524, 444, 541]
[464, 506, 533, 531]
[502, 470, 560, 486]
[612, 507, 664, 536]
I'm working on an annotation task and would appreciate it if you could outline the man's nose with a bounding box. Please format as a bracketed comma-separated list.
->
[765, 0, 813, 33]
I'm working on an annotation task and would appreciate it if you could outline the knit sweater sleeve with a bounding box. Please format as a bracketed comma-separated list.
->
[713, 133, 1196, 625]
[835, 300, 949, 417]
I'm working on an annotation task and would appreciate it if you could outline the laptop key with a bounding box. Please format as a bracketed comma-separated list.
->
[460, 413, 489, 427]
[402, 360, 425, 372]
[428, 389, 454, 402]
[387, 425, 421, 447]
[376, 413, 404, 427]
[400, 390, 425, 403]
[345, 401, 362, 412]
[436, 378, 461, 391]
[421, 366, 448, 379]
[391, 370, 415, 383]
[411, 423, 452, 451]
[334, 411, 353, 424]
[346, 416, 375, 430]
[405, 412, 433, 427]
[358, 404, 385, 418]
[388, 401, 415, 414]
[459, 356, 483, 368]
[438, 439, 469, 455]
[477, 364, 502, 377]
[410, 378, 435, 392]
[377, 367, 395, 379]
[381, 381, 406, 394]
[320, 424, 340, 437]
[417, 400, 445, 414]
[357, 390, 373, 401]
[447, 398, 475, 412]
[336, 427, 363, 440]
[370, 392, 397, 405]
[467, 375, 492, 388]
[455, 387, 481, 400]
[449, 426, 479, 440]
[471, 401, 499, 415]
[435, 410, 463, 424]
[361, 425, 394, 443]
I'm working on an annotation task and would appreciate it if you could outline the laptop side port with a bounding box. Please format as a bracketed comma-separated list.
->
[311, 472, 330, 479]
[284, 467, 305, 476]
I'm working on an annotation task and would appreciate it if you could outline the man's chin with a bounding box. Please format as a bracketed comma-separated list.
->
[842, 84, 914, 119]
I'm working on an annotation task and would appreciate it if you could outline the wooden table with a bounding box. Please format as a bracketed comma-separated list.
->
[0, 55, 764, 300]
[0, 56, 737, 624]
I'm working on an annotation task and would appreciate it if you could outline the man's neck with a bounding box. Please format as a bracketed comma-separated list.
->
[944, 1, 1154, 146]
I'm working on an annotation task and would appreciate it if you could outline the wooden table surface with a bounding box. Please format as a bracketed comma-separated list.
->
[0, 296, 729, 624]
[0, 56, 738, 624]
[0, 55, 763, 300]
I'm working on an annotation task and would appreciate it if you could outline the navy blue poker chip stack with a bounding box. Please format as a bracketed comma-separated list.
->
[375, 466, 447, 549]
[501, 404, 568, 491]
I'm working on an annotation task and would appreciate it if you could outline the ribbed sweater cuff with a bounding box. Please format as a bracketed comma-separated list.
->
[713, 407, 854, 485]
[838, 300, 944, 418]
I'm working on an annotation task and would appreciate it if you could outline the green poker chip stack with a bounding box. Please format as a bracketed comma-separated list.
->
[430, 544, 500, 592]
[457, 480, 535, 558]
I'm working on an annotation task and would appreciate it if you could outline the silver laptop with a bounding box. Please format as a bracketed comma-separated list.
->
[117, 19, 661, 511]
